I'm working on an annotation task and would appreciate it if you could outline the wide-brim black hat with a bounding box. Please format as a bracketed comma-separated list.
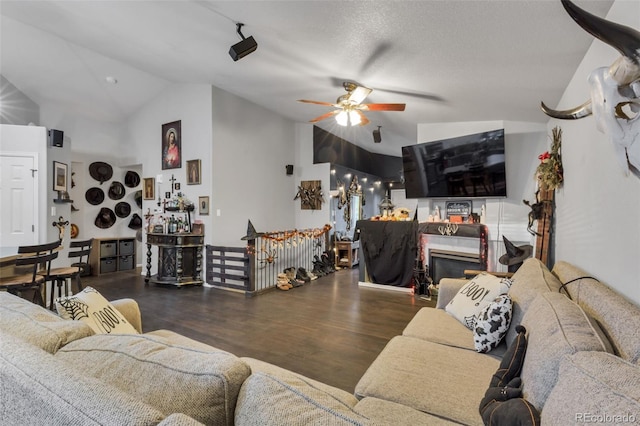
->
[499, 236, 533, 266]
[115, 202, 131, 218]
[85, 187, 105, 205]
[124, 171, 140, 188]
[134, 190, 142, 208]
[89, 162, 113, 184]
[128, 213, 142, 230]
[108, 181, 125, 200]
[95, 208, 116, 229]
[240, 220, 265, 240]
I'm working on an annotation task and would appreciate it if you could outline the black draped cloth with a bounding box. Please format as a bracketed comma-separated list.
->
[355, 220, 417, 287]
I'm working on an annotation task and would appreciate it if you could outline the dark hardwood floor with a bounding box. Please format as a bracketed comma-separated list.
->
[84, 267, 435, 392]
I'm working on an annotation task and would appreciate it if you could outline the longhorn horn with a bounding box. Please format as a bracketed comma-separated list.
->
[561, 0, 640, 65]
[540, 99, 593, 120]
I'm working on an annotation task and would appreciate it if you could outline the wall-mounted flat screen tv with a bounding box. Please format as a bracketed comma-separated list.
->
[402, 129, 507, 199]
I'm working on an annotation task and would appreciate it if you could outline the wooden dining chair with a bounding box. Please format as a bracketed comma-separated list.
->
[0, 241, 61, 307]
[44, 238, 94, 310]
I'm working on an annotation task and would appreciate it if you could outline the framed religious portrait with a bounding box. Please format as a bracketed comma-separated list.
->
[186, 159, 201, 185]
[53, 161, 68, 192]
[199, 196, 210, 215]
[161, 120, 182, 170]
[143, 177, 155, 200]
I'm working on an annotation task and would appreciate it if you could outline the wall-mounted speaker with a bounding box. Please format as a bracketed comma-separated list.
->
[372, 126, 382, 143]
[286, 164, 294, 175]
[49, 129, 64, 147]
[229, 36, 258, 61]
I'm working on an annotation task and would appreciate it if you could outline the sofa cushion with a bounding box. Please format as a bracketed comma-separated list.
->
[55, 331, 251, 426]
[355, 397, 459, 425]
[541, 352, 640, 425]
[473, 294, 512, 353]
[55, 286, 138, 335]
[241, 357, 358, 408]
[234, 372, 368, 426]
[0, 331, 167, 425]
[553, 261, 640, 363]
[520, 292, 610, 410]
[445, 272, 512, 329]
[0, 291, 92, 353]
[355, 335, 499, 426]
[505, 258, 563, 348]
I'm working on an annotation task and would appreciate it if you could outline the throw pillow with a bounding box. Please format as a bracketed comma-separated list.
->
[491, 325, 528, 388]
[55, 287, 138, 335]
[474, 295, 513, 353]
[445, 272, 512, 329]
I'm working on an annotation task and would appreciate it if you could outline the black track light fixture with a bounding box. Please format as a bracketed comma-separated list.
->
[229, 23, 258, 61]
[373, 126, 382, 143]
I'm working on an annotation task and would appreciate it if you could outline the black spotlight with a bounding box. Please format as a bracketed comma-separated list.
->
[229, 23, 258, 61]
[372, 126, 382, 143]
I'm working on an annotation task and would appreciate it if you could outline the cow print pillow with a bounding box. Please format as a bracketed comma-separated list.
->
[474, 294, 513, 353]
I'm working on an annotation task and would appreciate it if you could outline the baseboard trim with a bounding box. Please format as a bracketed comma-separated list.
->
[358, 281, 412, 293]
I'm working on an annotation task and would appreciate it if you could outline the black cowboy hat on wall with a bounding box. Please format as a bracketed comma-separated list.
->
[94, 207, 116, 229]
[89, 162, 113, 184]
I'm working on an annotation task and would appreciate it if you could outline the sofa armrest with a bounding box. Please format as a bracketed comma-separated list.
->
[435, 278, 468, 309]
[110, 298, 142, 333]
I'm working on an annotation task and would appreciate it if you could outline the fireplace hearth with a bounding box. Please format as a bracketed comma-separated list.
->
[429, 249, 482, 284]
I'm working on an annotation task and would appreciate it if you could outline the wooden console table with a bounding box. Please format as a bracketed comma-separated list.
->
[145, 233, 204, 287]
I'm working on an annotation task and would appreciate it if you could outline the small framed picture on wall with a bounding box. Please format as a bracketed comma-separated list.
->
[187, 159, 201, 185]
[53, 161, 68, 192]
[143, 177, 155, 200]
[199, 196, 210, 215]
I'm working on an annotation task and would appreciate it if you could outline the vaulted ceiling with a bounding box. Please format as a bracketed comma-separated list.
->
[0, 0, 614, 156]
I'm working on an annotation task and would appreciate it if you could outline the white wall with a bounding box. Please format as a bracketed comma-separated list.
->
[210, 86, 297, 246]
[0, 75, 40, 125]
[293, 123, 331, 231]
[551, 0, 640, 305]
[415, 120, 547, 271]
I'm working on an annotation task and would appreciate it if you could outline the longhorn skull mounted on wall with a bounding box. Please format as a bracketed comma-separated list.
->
[541, 0, 640, 177]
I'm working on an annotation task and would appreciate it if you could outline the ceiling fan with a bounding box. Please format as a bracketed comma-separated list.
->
[298, 82, 406, 127]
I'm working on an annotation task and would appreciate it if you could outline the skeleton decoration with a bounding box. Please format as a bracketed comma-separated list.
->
[540, 0, 640, 177]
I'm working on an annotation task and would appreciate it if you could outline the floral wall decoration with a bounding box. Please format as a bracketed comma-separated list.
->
[536, 126, 564, 191]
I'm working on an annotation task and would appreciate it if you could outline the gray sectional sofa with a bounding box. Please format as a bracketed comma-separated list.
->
[1, 258, 639, 425]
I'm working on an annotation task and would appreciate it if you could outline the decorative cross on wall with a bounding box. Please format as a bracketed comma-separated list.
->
[169, 174, 176, 194]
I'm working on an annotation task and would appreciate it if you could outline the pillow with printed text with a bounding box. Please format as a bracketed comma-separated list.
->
[55, 286, 138, 335]
[445, 272, 512, 329]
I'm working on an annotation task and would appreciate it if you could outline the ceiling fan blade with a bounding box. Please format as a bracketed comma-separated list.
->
[355, 110, 370, 126]
[347, 85, 372, 104]
[309, 110, 340, 123]
[358, 103, 406, 111]
[298, 99, 339, 107]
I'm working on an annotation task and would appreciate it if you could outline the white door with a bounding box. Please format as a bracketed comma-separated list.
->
[0, 154, 38, 247]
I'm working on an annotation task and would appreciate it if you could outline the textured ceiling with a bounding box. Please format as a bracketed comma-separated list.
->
[0, 0, 614, 156]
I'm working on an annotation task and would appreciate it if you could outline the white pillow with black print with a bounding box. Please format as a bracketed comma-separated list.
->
[445, 272, 512, 330]
[55, 286, 138, 335]
[474, 294, 513, 353]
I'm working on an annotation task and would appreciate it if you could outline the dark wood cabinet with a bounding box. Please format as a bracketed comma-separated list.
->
[145, 233, 204, 287]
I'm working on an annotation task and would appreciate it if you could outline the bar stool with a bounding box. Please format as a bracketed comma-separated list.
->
[0, 241, 60, 307]
[44, 238, 94, 309]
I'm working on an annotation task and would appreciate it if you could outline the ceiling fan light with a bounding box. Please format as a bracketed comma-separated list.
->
[336, 110, 349, 126]
[349, 110, 361, 126]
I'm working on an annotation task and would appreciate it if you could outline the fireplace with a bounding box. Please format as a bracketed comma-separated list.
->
[429, 249, 482, 284]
